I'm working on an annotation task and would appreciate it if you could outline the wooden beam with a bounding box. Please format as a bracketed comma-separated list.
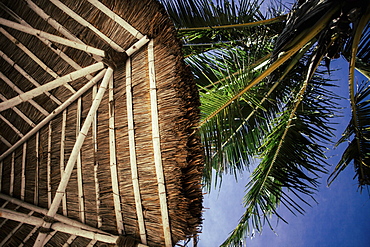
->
[0, 134, 11, 147]
[21, 143, 26, 200]
[35, 132, 39, 205]
[0, 27, 76, 93]
[108, 73, 124, 234]
[48, 0, 124, 52]
[0, 69, 106, 161]
[87, 0, 144, 39]
[33, 68, 113, 247]
[60, 110, 68, 216]
[47, 122, 52, 207]
[0, 193, 110, 234]
[0, 208, 119, 244]
[0, 62, 104, 112]
[76, 97, 85, 223]
[0, 93, 36, 127]
[0, 18, 106, 57]
[0, 50, 62, 106]
[126, 57, 147, 244]
[148, 40, 172, 247]
[0, 114, 24, 137]
[0, 72, 49, 116]
[10, 152, 14, 196]
[126, 36, 150, 56]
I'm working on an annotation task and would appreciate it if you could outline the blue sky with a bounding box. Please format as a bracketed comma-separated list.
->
[198, 58, 370, 246]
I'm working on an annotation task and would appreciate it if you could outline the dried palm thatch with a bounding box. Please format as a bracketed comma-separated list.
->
[0, 0, 203, 246]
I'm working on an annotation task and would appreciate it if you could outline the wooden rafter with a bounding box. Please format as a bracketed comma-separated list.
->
[34, 68, 113, 247]
[148, 39, 172, 247]
[0, 62, 104, 112]
[87, 0, 144, 39]
[49, 0, 125, 52]
[0, 93, 36, 127]
[0, 69, 106, 161]
[0, 50, 62, 106]
[0, 18, 105, 57]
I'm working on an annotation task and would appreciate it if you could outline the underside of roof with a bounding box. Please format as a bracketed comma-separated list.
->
[0, 0, 203, 246]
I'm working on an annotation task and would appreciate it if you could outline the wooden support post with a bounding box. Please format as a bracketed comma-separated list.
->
[148, 39, 172, 247]
[126, 57, 147, 244]
[0, 93, 36, 127]
[60, 110, 68, 216]
[33, 68, 113, 247]
[21, 143, 26, 201]
[48, 0, 124, 52]
[0, 72, 49, 116]
[87, 0, 144, 39]
[0, 27, 76, 93]
[0, 18, 106, 57]
[76, 97, 85, 223]
[0, 69, 106, 161]
[10, 152, 14, 196]
[0, 62, 104, 112]
[35, 132, 39, 205]
[47, 123, 52, 207]
[108, 74, 124, 234]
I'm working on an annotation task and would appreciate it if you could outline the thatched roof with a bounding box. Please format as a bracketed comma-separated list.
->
[0, 0, 203, 246]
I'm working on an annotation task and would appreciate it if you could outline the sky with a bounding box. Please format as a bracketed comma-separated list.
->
[198, 58, 370, 246]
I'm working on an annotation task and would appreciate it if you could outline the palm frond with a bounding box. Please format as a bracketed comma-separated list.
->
[221, 65, 338, 246]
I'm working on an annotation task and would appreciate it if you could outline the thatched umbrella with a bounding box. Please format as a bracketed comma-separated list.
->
[0, 0, 203, 246]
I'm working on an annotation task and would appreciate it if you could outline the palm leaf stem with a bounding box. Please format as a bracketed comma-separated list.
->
[178, 15, 287, 31]
[349, 8, 370, 177]
[197, 6, 340, 128]
[212, 42, 313, 158]
[204, 53, 271, 90]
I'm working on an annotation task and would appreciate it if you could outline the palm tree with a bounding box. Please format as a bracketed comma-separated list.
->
[160, 0, 370, 245]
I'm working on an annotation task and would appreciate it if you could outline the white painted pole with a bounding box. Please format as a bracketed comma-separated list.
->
[87, 0, 144, 39]
[0, 69, 106, 161]
[0, 208, 118, 244]
[108, 74, 124, 234]
[0, 72, 49, 116]
[0, 18, 105, 57]
[148, 40, 172, 247]
[126, 57, 147, 244]
[0, 93, 36, 127]
[0, 62, 104, 112]
[48, 0, 124, 52]
[21, 143, 27, 201]
[33, 68, 113, 247]
[0, 27, 76, 93]
[126, 36, 150, 56]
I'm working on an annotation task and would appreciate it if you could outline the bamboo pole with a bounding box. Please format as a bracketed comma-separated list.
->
[0, 50, 62, 106]
[0, 93, 36, 127]
[0, 72, 49, 116]
[0, 209, 34, 246]
[0, 62, 104, 112]
[35, 132, 39, 205]
[60, 110, 68, 216]
[48, 0, 124, 52]
[76, 97, 85, 223]
[0, 208, 118, 244]
[10, 152, 14, 196]
[19, 226, 38, 247]
[47, 123, 52, 207]
[0, 193, 110, 234]
[24, 0, 102, 62]
[87, 239, 97, 247]
[0, 18, 105, 57]
[108, 74, 124, 235]
[92, 84, 102, 228]
[148, 40, 172, 247]
[63, 235, 77, 247]
[126, 36, 150, 56]
[0, 114, 24, 137]
[0, 69, 106, 161]
[126, 57, 147, 244]
[0, 27, 76, 93]
[21, 143, 26, 201]
[0, 160, 2, 191]
[0, 135, 12, 147]
[33, 68, 113, 247]
[87, 0, 144, 39]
